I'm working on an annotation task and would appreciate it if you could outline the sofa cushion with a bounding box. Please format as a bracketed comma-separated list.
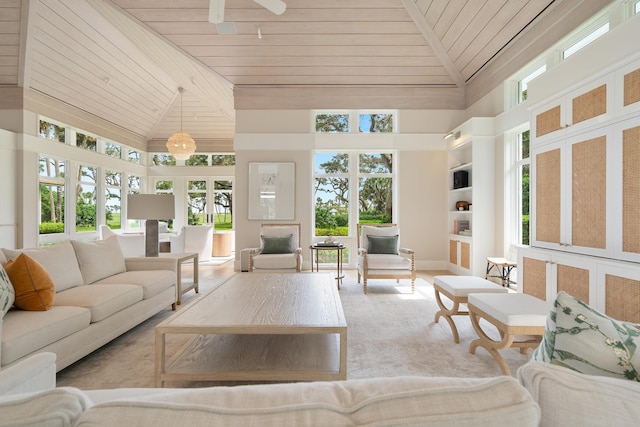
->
[518, 361, 640, 427]
[4, 254, 55, 311]
[0, 387, 92, 427]
[359, 254, 412, 270]
[531, 291, 640, 381]
[1, 306, 91, 366]
[2, 241, 84, 292]
[55, 284, 143, 323]
[0, 265, 15, 317]
[252, 253, 299, 270]
[71, 237, 127, 285]
[75, 376, 539, 427]
[92, 270, 175, 300]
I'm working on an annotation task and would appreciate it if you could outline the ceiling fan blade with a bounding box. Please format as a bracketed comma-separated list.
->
[208, 0, 225, 24]
[253, 0, 286, 15]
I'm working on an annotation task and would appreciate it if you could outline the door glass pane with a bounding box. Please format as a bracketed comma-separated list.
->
[187, 180, 207, 225]
[105, 171, 122, 230]
[214, 180, 233, 230]
[314, 153, 349, 237]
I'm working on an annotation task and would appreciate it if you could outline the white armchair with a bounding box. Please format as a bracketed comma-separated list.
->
[170, 225, 213, 262]
[249, 223, 302, 272]
[357, 223, 416, 294]
[99, 225, 145, 257]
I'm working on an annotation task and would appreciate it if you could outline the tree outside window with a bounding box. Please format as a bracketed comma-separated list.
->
[39, 156, 65, 235]
[517, 130, 530, 245]
[76, 165, 97, 232]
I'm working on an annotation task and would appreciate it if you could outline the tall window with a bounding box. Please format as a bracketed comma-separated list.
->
[76, 165, 97, 232]
[127, 175, 141, 229]
[313, 151, 395, 264]
[516, 130, 530, 245]
[213, 180, 233, 230]
[187, 180, 207, 225]
[358, 153, 393, 223]
[105, 170, 122, 230]
[314, 153, 349, 238]
[155, 180, 174, 228]
[39, 156, 66, 236]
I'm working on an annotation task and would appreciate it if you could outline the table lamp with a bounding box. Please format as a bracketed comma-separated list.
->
[127, 194, 175, 257]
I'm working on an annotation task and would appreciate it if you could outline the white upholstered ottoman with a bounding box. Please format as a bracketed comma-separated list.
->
[468, 293, 549, 376]
[433, 275, 507, 343]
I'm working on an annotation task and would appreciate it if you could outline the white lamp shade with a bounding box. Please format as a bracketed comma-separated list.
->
[127, 194, 175, 220]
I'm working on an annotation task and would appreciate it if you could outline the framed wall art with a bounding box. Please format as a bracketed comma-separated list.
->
[248, 162, 295, 220]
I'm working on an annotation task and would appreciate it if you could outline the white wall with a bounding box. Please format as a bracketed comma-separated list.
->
[0, 129, 17, 249]
[233, 109, 456, 270]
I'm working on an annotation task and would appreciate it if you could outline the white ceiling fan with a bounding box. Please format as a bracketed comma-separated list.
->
[209, 0, 286, 24]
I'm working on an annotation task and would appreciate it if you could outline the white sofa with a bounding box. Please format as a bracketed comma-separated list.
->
[1, 354, 639, 427]
[0, 237, 177, 372]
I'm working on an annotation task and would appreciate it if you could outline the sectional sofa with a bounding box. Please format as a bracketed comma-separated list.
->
[1, 352, 639, 426]
[0, 237, 177, 371]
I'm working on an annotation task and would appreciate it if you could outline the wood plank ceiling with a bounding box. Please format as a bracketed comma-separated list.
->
[0, 0, 612, 150]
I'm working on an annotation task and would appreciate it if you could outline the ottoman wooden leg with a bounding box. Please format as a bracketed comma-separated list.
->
[433, 289, 466, 344]
[468, 309, 515, 376]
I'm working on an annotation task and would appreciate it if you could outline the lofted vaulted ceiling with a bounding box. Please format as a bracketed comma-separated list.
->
[0, 0, 611, 150]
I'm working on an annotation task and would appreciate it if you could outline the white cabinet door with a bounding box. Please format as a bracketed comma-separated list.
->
[519, 248, 596, 304]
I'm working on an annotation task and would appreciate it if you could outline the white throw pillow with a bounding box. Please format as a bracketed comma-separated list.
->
[0, 264, 15, 317]
[1, 241, 84, 292]
[71, 237, 126, 285]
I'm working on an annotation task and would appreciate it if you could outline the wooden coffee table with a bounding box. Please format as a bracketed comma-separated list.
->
[155, 272, 347, 387]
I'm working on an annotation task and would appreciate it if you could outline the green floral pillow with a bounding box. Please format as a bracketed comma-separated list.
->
[531, 291, 640, 381]
[0, 264, 15, 317]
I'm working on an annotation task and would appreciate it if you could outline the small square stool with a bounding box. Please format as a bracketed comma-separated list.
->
[485, 257, 517, 287]
[433, 275, 508, 343]
[468, 293, 549, 376]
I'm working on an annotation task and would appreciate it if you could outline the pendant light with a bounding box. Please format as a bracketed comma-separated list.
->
[166, 87, 196, 160]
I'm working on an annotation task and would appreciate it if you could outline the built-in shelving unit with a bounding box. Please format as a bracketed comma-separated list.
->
[446, 118, 495, 276]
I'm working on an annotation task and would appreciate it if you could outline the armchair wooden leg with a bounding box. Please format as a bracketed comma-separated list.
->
[363, 277, 368, 294]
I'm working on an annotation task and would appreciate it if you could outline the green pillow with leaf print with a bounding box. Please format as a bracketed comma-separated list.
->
[531, 291, 640, 381]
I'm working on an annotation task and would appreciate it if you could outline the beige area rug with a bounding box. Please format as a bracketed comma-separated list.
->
[56, 271, 532, 389]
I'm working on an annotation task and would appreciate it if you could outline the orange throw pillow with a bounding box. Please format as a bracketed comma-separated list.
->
[4, 253, 55, 311]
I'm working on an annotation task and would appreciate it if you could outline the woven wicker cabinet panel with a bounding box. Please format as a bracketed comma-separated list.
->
[557, 264, 590, 304]
[624, 67, 640, 107]
[536, 105, 562, 138]
[522, 256, 547, 301]
[623, 125, 640, 254]
[536, 148, 561, 244]
[605, 274, 640, 324]
[572, 84, 607, 124]
[572, 136, 607, 249]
